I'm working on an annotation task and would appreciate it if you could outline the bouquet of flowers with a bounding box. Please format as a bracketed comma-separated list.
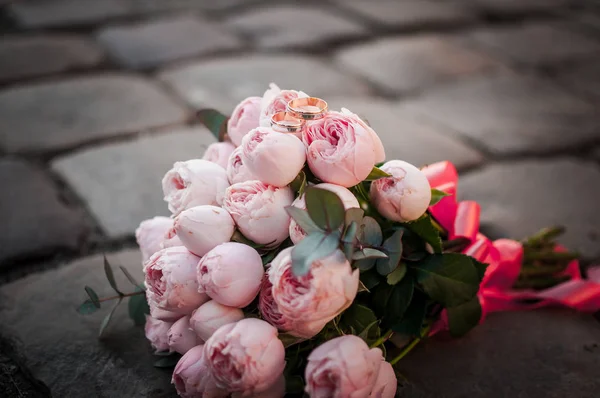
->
[77, 84, 600, 397]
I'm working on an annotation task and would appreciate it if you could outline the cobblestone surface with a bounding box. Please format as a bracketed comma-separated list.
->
[1, 0, 600, 396]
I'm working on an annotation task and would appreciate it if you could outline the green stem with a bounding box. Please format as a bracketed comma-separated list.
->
[370, 329, 393, 348]
[389, 324, 432, 366]
[99, 290, 145, 303]
[523, 251, 579, 262]
[523, 226, 565, 246]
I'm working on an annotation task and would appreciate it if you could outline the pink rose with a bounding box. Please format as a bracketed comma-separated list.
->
[173, 205, 235, 257]
[369, 361, 397, 398]
[148, 295, 183, 322]
[265, 248, 359, 338]
[144, 316, 172, 352]
[172, 345, 227, 398]
[144, 247, 209, 314]
[370, 160, 432, 222]
[168, 316, 201, 355]
[259, 83, 308, 127]
[204, 318, 285, 395]
[241, 127, 306, 187]
[226, 146, 256, 185]
[303, 111, 379, 187]
[223, 181, 294, 245]
[305, 335, 383, 398]
[341, 108, 385, 163]
[162, 159, 229, 215]
[190, 300, 244, 341]
[228, 96, 262, 146]
[197, 242, 264, 308]
[289, 183, 360, 244]
[135, 216, 174, 262]
[202, 142, 236, 169]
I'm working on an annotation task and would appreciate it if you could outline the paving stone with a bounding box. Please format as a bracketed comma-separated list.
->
[0, 335, 51, 397]
[458, 0, 573, 14]
[159, 55, 371, 113]
[52, 127, 216, 238]
[0, 35, 104, 83]
[334, 35, 501, 94]
[129, 0, 255, 12]
[96, 15, 241, 70]
[325, 97, 484, 170]
[225, 5, 367, 49]
[0, 74, 188, 153]
[555, 59, 600, 103]
[465, 22, 600, 67]
[401, 74, 599, 155]
[458, 159, 600, 259]
[333, 0, 475, 28]
[0, 250, 175, 398]
[9, 0, 132, 28]
[0, 159, 88, 267]
[397, 310, 600, 398]
[594, 147, 600, 161]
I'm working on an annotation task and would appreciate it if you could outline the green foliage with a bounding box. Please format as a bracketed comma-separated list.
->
[154, 354, 182, 368]
[376, 230, 404, 275]
[305, 187, 345, 231]
[196, 109, 228, 141]
[364, 167, 392, 181]
[386, 263, 407, 285]
[104, 256, 123, 296]
[286, 207, 322, 235]
[128, 287, 149, 326]
[340, 304, 380, 345]
[99, 298, 122, 338]
[84, 286, 100, 308]
[341, 221, 358, 260]
[77, 300, 99, 315]
[360, 268, 382, 290]
[291, 231, 340, 276]
[345, 208, 364, 228]
[447, 297, 482, 337]
[429, 189, 450, 206]
[289, 170, 307, 197]
[391, 290, 427, 336]
[403, 215, 442, 253]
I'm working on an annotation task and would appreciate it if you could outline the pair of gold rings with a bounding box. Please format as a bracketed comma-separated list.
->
[271, 97, 328, 134]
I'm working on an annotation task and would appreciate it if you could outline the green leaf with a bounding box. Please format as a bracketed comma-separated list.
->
[77, 300, 100, 315]
[231, 230, 274, 249]
[286, 206, 322, 235]
[84, 286, 101, 308]
[345, 208, 364, 228]
[471, 258, 489, 281]
[429, 188, 450, 206]
[99, 298, 122, 338]
[196, 109, 228, 141]
[153, 354, 182, 368]
[358, 217, 383, 246]
[291, 231, 340, 276]
[278, 333, 306, 348]
[104, 256, 123, 296]
[388, 277, 414, 331]
[261, 249, 279, 266]
[415, 253, 480, 307]
[360, 268, 381, 290]
[305, 187, 345, 231]
[358, 320, 381, 343]
[392, 290, 427, 336]
[353, 248, 388, 261]
[128, 288, 149, 326]
[372, 283, 394, 317]
[289, 170, 307, 197]
[342, 221, 358, 260]
[386, 263, 407, 285]
[119, 265, 141, 287]
[376, 230, 404, 275]
[364, 167, 391, 181]
[403, 215, 442, 253]
[447, 297, 482, 337]
[340, 304, 379, 343]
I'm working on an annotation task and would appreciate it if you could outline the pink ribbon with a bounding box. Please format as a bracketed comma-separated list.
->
[421, 161, 600, 331]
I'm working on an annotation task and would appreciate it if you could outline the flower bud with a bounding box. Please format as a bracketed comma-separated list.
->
[259, 83, 308, 127]
[172, 345, 226, 397]
[135, 216, 174, 262]
[168, 316, 201, 355]
[144, 316, 172, 353]
[369, 361, 397, 398]
[226, 146, 256, 185]
[173, 205, 235, 257]
[228, 96, 262, 146]
[202, 142, 236, 169]
[189, 300, 244, 341]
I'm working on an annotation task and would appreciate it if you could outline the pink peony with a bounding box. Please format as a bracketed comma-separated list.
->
[264, 248, 359, 338]
[172, 345, 227, 398]
[190, 300, 244, 342]
[226, 146, 257, 185]
[144, 247, 209, 314]
[241, 127, 306, 187]
[148, 295, 183, 322]
[340, 108, 385, 163]
[305, 335, 383, 398]
[162, 159, 229, 216]
[258, 275, 294, 332]
[197, 242, 264, 308]
[223, 181, 294, 245]
[202, 142, 236, 169]
[168, 316, 201, 355]
[135, 216, 174, 263]
[303, 111, 381, 187]
[369, 361, 397, 398]
[204, 318, 286, 395]
[370, 160, 431, 222]
[144, 316, 172, 352]
[228, 96, 262, 146]
[259, 83, 309, 127]
[173, 205, 235, 257]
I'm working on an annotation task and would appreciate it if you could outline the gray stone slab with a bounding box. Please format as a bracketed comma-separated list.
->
[401, 74, 599, 155]
[129, 0, 253, 12]
[0, 74, 188, 154]
[52, 127, 216, 238]
[225, 5, 368, 49]
[334, 35, 502, 94]
[9, 0, 132, 28]
[96, 15, 241, 69]
[397, 310, 600, 398]
[159, 55, 371, 113]
[459, 159, 600, 259]
[465, 22, 600, 67]
[333, 0, 475, 28]
[0, 250, 175, 398]
[0, 159, 88, 267]
[555, 59, 600, 103]
[0, 35, 104, 83]
[0, 335, 51, 397]
[325, 97, 484, 170]
[594, 147, 600, 161]
[458, 0, 573, 14]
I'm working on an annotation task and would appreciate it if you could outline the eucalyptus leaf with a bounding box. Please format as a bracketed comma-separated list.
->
[358, 217, 383, 246]
[289, 170, 307, 196]
[305, 188, 345, 231]
[365, 167, 391, 181]
[429, 188, 450, 206]
[376, 230, 404, 275]
[386, 263, 407, 285]
[104, 256, 123, 296]
[84, 286, 101, 308]
[154, 354, 182, 368]
[415, 253, 480, 307]
[353, 248, 388, 261]
[77, 300, 99, 315]
[345, 208, 364, 228]
[196, 109, 228, 141]
[286, 206, 322, 235]
[291, 231, 340, 276]
[99, 298, 122, 338]
[447, 296, 482, 337]
[403, 215, 442, 253]
[119, 266, 141, 287]
[128, 288, 149, 326]
[342, 221, 358, 260]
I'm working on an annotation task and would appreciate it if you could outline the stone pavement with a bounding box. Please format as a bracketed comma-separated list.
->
[0, 0, 599, 396]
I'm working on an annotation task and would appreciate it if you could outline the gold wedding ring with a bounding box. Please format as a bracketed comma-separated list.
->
[286, 97, 328, 120]
[270, 111, 305, 134]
